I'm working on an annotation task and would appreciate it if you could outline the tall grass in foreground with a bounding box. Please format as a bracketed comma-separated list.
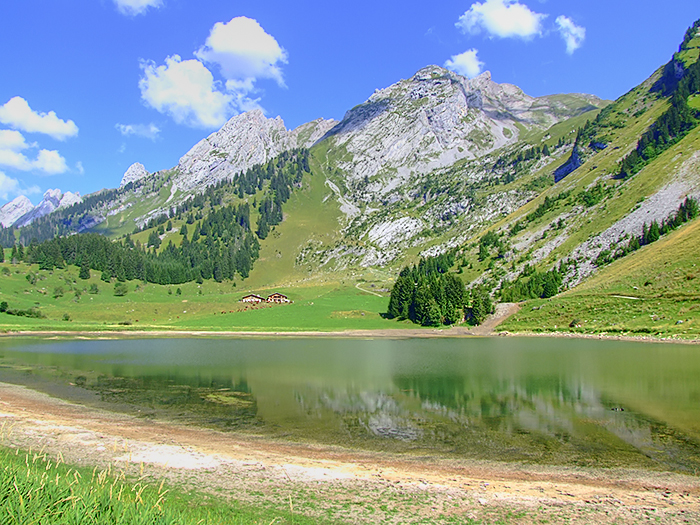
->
[0, 446, 321, 524]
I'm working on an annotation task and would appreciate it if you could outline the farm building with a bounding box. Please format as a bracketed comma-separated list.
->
[240, 294, 265, 303]
[266, 293, 291, 304]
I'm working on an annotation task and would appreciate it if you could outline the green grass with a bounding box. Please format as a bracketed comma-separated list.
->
[0, 258, 409, 332]
[689, 94, 700, 110]
[0, 446, 327, 524]
[499, 217, 700, 339]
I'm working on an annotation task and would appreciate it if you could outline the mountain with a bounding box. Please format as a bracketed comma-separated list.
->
[3, 17, 700, 317]
[323, 67, 601, 186]
[0, 196, 34, 227]
[120, 163, 150, 188]
[2, 189, 83, 229]
[174, 110, 337, 192]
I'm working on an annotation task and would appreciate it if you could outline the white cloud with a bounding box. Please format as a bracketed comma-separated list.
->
[33, 150, 69, 175]
[139, 55, 233, 129]
[113, 0, 163, 16]
[0, 171, 40, 202]
[444, 49, 485, 78]
[457, 0, 547, 39]
[140, 18, 287, 128]
[0, 129, 30, 151]
[0, 148, 32, 171]
[195, 17, 288, 87]
[194, 17, 287, 113]
[116, 123, 161, 140]
[0, 129, 69, 175]
[0, 97, 78, 141]
[556, 16, 586, 54]
[0, 171, 21, 201]
[76, 161, 85, 175]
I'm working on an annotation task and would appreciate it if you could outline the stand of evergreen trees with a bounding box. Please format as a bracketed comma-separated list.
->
[499, 264, 564, 302]
[20, 201, 259, 285]
[387, 254, 494, 326]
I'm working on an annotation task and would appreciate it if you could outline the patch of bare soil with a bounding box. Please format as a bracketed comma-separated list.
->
[1, 382, 699, 524]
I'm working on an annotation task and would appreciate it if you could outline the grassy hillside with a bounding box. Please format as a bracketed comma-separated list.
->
[499, 215, 700, 339]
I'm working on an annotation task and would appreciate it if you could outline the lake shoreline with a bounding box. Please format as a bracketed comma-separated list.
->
[1, 327, 699, 345]
[1, 301, 699, 343]
[1, 380, 698, 524]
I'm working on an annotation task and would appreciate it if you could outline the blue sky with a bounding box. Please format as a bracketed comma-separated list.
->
[0, 0, 697, 205]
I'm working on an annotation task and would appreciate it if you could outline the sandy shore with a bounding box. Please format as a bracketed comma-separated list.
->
[1, 381, 699, 523]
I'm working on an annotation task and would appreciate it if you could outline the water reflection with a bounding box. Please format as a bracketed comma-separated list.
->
[0, 337, 699, 472]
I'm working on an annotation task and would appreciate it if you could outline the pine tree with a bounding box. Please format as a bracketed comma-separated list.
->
[79, 261, 90, 280]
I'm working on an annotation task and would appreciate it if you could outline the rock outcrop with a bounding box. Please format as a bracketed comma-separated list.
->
[120, 163, 150, 188]
[0, 196, 34, 227]
[13, 189, 83, 227]
[174, 109, 337, 191]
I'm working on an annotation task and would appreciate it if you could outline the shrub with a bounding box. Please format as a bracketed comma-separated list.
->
[114, 282, 128, 297]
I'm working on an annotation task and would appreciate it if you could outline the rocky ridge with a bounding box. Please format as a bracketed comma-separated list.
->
[174, 110, 337, 192]
[12, 189, 82, 228]
[323, 67, 602, 194]
[0, 196, 34, 227]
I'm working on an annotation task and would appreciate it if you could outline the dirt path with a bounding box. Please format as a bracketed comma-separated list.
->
[355, 282, 384, 297]
[468, 302, 521, 336]
[1, 382, 699, 524]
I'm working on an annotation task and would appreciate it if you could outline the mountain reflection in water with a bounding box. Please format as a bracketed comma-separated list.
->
[0, 336, 698, 472]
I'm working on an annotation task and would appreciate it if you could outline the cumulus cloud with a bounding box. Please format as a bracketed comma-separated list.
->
[195, 17, 288, 87]
[0, 171, 21, 201]
[0, 129, 69, 175]
[457, 0, 547, 39]
[116, 123, 161, 140]
[113, 0, 163, 16]
[33, 150, 69, 175]
[0, 97, 78, 141]
[0, 129, 30, 151]
[444, 49, 485, 78]
[556, 16, 586, 54]
[140, 17, 287, 128]
[0, 171, 40, 202]
[139, 55, 233, 129]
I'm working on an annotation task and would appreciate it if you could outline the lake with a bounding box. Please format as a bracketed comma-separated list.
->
[1, 336, 699, 473]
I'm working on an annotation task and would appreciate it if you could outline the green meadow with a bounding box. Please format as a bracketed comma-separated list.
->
[0, 249, 407, 333]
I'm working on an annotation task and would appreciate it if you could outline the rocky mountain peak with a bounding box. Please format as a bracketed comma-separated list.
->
[174, 110, 336, 192]
[0, 195, 34, 227]
[11, 189, 83, 228]
[120, 162, 150, 188]
[323, 65, 605, 190]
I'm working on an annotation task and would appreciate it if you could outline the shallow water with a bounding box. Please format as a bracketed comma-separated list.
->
[1, 336, 699, 473]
